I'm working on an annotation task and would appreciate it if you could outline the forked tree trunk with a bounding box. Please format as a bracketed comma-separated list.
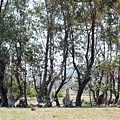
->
[44, 1, 68, 105]
[54, 77, 66, 106]
[71, 0, 96, 107]
[76, 70, 91, 106]
[37, 21, 51, 102]
[46, 35, 67, 106]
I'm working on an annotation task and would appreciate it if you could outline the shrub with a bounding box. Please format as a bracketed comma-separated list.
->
[58, 92, 63, 98]
[4, 80, 37, 97]
[26, 86, 37, 97]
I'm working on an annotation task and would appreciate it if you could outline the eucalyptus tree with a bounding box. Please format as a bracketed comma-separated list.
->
[66, 0, 120, 106]
[16, 0, 119, 107]
[8, 0, 30, 106]
[28, 0, 72, 106]
[85, 0, 120, 105]
[47, 0, 73, 106]
[0, 0, 30, 106]
[68, 0, 99, 106]
[33, 0, 57, 104]
[97, 0, 120, 104]
[29, 0, 65, 106]
[25, 42, 44, 93]
[0, 0, 15, 106]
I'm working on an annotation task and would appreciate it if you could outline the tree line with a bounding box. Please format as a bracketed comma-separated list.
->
[0, 0, 120, 107]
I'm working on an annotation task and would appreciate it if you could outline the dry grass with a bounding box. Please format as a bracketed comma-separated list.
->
[0, 107, 120, 120]
[2, 90, 119, 120]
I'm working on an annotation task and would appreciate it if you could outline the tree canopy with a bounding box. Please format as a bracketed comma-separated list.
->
[0, 0, 120, 107]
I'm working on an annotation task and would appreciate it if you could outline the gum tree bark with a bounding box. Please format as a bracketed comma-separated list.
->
[0, 60, 8, 107]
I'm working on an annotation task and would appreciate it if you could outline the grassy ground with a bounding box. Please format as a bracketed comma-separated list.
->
[2, 90, 119, 120]
[0, 107, 120, 120]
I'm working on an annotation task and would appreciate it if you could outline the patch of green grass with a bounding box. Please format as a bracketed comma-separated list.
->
[53, 114, 59, 118]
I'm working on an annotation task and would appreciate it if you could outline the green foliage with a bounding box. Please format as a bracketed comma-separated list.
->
[3, 80, 11, 92]
[4, 80, 37, 97]
[4, 80, 22, 96]
[12, 82, 21, 97]
[51, 91, 55, 100]
[51, 90, 63, 98]
[26, 86, 37, 97]
[91, 80, 100, 91]
[58, 92, 64, 98]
